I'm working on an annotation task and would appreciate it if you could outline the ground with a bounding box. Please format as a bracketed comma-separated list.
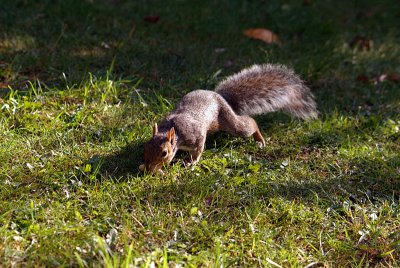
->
[0, 0, 399, 267]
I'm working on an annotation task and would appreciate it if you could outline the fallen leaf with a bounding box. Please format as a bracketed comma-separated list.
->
[389, 73, 399, 83]
[356, 75, 370, 84]
[349, 35, 373, 51]
[0, 82, 10, 88]
[144, 15, 160, 23]
[243, 28, 282, 45]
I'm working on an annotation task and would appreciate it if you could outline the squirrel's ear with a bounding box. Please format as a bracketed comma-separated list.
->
[167, 127, 175, 143]
[152, 123, 158, 136]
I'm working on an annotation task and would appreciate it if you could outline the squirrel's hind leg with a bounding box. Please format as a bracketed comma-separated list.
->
[219, 110, 266, 147]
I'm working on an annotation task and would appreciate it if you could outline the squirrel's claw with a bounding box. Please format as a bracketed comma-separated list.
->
[182, 160, 192, 167]
[256, 141, 265, 148]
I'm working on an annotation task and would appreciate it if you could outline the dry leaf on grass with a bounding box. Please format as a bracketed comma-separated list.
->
[389, 73, 399, 83]
[349, 35, 373, 51]
[356, 75, 370, 84]
[144, 15, 160, 23]
[0, 82, 10, 89]
[243, 28, 282, 45]
[356, 73, 399, 84]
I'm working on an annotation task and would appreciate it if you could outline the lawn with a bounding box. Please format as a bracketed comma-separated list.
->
[1, 0, 399, 267]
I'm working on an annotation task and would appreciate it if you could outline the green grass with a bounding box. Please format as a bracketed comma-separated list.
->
[1, 0, 400, 266]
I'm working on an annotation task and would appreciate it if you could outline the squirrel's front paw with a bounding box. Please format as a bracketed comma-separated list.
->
[183, 159, 199, 168]
[183, 160, 192, 167]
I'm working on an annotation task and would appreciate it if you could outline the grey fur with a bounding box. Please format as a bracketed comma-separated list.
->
[215, 64, 318, 119]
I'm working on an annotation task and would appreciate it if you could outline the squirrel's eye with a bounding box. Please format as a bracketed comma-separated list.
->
[161, 150, 168, 157]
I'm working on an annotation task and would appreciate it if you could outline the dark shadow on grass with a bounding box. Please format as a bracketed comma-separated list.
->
[139, 156, 399, 211]
[87, 141, 144, 180]
[133, 118, 400, 208]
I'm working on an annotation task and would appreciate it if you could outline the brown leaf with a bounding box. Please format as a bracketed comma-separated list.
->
[0, 82, 10, 89]
[389, 73, 399, 83]
[144, 15, 160, 23]
[356, 75, 370, 84]
[349, 35, 373, 51]
[243, 28, 282, 45]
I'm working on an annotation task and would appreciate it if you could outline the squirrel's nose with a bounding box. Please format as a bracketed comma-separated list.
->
[139, 164, 145, 172]
[139, 163, 164, 175]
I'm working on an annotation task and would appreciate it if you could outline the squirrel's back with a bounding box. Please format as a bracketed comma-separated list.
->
[215, 64, 318, 119]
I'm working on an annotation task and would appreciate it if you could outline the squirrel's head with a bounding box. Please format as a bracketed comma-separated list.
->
[139, 124, 176, 174]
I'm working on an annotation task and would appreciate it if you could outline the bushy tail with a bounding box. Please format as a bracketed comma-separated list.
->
[215, 64, 318, 119]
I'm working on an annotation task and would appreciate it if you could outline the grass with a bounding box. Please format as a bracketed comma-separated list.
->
[1, 0, 400, 266]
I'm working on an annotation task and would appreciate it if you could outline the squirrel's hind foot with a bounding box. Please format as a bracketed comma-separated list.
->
[252, 130, 266, 148]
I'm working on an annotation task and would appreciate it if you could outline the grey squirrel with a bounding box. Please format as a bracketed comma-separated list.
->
[139, 64, 318, 174]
